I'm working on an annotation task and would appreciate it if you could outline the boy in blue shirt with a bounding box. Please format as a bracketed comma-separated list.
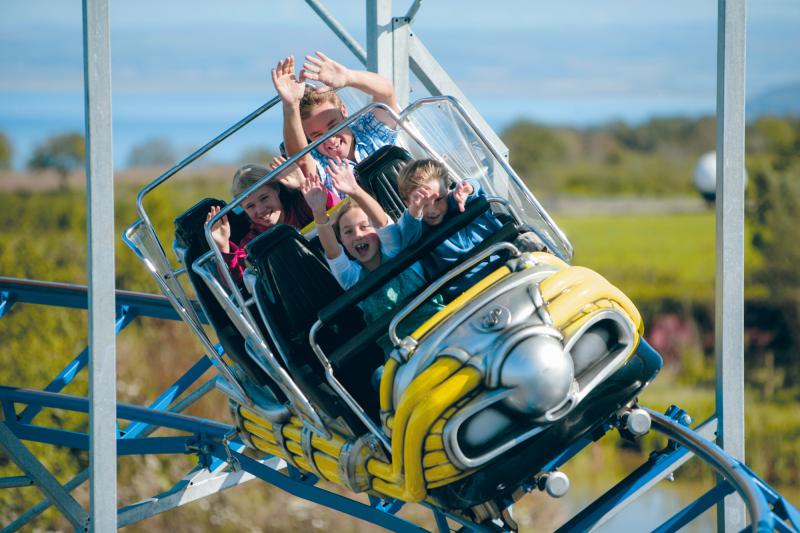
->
[271, 53, 399, 199]
[396, 159, 504, 299]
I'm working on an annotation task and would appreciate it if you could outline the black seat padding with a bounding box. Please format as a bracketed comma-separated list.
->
[246, 224, 382, 425]
[355, 145, 412, 220]
[174, 198, 284, 401]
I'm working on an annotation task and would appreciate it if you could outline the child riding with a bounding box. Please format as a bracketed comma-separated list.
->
[302, 157, 442, 352]
[271, 52, 400, 199]
[396, 158, 504, 299]
[206, 159, 336, 283]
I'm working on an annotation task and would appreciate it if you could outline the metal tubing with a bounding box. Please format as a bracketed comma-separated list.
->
[117, 456, 282, 527]
[120, 355, 213, 438]
[82, 0, 116, 529]
[388, 242, 520, 346]
[0, 423, 89, 530]
[135, 96, 280, 227]
[308, 321, 391, 451]
[559, 418, 718, 532]
[645, 408, 772, 532]
[191, 254, 329, 436]
[3, 370, 219, 530]
[654, 481, 735, 533]
[0, 476, 34, 489]
[404, 0, 422, 21]
[0, 277, 198, 322]
[303, 0, 367, 65]
[204, 101, 395, 316]
[715, 0, 748, 530]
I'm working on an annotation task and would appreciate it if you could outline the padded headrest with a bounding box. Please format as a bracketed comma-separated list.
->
[246, 224, 343, 342]
[355, 145, 412, 220]
[174, 197, 251, 254]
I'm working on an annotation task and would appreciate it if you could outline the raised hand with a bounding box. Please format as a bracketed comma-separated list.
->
[270, 155, 305, 190]
[206, 206, 231, 253]
[301, 171, 329, 217]
[451, 180, 475, 212]
[302, 51, 350, 91]
[407, 186, 438, 219]
[327, 157, 359, 197]
[271, 55, 305, 105]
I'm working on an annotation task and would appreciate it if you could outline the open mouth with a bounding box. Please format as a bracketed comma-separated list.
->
[354, 242, 370, 255]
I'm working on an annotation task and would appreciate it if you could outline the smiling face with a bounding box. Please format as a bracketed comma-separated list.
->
[301, 101, 355, 160]
[242, 184, 285, 228]
[419, 178, 449, 226]
[337, 207, 382, 271]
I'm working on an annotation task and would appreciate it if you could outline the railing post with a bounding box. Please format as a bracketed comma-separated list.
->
[366, 0, 393, 79]
[82, 0, 117, 530]
[715, 0, 747, 530]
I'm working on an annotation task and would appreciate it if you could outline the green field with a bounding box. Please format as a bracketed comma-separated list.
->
[557, 210, 764, 303]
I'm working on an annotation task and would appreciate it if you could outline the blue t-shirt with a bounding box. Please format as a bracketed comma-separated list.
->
[311, 112, 398, 198]
[398, 180, 504, 299]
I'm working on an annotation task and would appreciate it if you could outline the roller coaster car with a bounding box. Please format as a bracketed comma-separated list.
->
[126, 96, 662, 527]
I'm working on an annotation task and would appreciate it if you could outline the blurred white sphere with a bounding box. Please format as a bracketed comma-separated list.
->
[693, 151, 717, 195]
[693, 151, 747, 201]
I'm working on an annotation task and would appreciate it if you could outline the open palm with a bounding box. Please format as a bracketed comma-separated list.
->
[271, 56, 305, 104]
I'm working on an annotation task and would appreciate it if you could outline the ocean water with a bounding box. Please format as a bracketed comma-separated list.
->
[0, 89, 714, 170]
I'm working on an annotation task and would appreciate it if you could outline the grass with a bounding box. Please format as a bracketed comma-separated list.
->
[557, 211, 765, 303]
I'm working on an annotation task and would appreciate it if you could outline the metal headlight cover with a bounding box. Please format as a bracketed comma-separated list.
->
[499, 334, 574, 416]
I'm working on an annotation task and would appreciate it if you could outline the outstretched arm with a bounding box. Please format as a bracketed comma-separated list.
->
[271, 56, 318, 178]
[327, 158, 389, 228]
[301, 171, 341, 260]
[303, 51, 400, 116]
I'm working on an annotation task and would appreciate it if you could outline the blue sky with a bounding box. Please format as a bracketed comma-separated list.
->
[1, 1, 799, 168]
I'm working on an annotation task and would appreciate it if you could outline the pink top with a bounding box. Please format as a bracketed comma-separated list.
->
[221, 189, 337, 283]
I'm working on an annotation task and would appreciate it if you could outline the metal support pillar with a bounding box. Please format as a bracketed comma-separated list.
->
[366, 0, 394, 80]
[392, 16, 411, 108]
[715, 0, 747, 530]
[82, 0, 117, 531]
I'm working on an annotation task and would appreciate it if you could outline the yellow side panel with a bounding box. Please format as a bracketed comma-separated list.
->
[531, 251, 568, 270]
[251, 435, 283, 458]
[313, 452, 341, 484]
[239, 407, 275, 430]
[311, 433, 347, 458]
[429, 418, 447, 434]
[367, 459, 393, 481]
[411, 266, 511, 340]
[424, 463, 461, 482]
[243, 421, 278, 445]
[372, 479, 406, 500]
[282, 424, 302, 443]
[426, 471, 471, 489]
[422, 451, 450, 468]
[425, 434, 444, 451]
[380, 358, 399, 412]
[286, 440, 303, 457]
[403, 367, 482, 501]
[388, 357, 462, 482]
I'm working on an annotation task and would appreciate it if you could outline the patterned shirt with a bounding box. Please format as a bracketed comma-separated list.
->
[311, 112, 398, 198]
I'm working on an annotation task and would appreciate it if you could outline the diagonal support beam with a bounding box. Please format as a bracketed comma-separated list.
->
[118, 454, 282, 527]
[0, 423, 89, 531]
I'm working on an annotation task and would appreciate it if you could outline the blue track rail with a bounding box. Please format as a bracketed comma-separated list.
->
[1, 276, 798, 532]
